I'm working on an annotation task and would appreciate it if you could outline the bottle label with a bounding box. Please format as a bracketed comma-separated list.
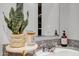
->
[61, 38, 67, 45]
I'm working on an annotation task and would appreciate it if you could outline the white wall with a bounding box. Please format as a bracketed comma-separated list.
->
[42, 3, 79, 40]
[42, 3, 59, 36]
[60, 3, 79, 40]
[24, 3, 38, 36]
[0, 3, 38, 44]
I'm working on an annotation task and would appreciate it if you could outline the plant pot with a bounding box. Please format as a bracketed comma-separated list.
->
[10, 34, 26, 48]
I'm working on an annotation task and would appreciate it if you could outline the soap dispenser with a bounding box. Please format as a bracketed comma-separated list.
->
[60, 30, 68, 47]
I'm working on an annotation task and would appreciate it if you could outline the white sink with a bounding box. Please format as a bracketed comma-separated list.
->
[35, 48, 79, 56]
[35, 50, 54, 56]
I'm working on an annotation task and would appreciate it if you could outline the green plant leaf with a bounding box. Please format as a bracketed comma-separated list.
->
[3, 3, 29, 34]
[19, 11, 29, 34]
[3, 12, 9, 24]
[9, 7, 15, 19]
[19, 19, 28, 34]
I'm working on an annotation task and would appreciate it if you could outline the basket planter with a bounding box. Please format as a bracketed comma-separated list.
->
[10, 34, 26, 48]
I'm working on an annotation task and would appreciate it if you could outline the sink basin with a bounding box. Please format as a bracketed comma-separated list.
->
[35, 48, 79, 56]
[35, 50, 53, 56]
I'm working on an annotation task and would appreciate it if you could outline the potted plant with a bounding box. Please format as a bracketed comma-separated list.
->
[3, 3, 29, 48]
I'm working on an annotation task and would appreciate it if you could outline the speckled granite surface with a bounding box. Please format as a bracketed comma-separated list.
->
[35, 39, 79, 52]
[36, 39, 79, 47]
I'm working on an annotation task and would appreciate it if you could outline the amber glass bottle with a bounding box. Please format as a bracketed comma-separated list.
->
[60, 30, 68, 47]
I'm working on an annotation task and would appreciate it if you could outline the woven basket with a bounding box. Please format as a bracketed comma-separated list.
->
[10, 34, 26, 48]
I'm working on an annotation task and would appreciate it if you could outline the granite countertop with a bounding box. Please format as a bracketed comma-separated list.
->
[35, 39, 79, 53]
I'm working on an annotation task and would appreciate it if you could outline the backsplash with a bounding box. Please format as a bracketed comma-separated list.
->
[68, 39, 79, 48]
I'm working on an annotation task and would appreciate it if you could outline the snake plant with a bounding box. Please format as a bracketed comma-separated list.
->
[3, 3, 29, 34]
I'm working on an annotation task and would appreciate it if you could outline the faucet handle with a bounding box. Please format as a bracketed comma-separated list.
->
[49, 47, 55, 52]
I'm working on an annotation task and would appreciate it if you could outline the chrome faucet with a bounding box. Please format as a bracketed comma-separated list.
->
[49, 46, 56, 52]
[49, 42, 58, 52]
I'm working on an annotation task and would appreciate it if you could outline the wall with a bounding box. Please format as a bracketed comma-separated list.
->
[42, 3, 60, 36]
[60, 3, 79, 40]
[0, 3, 38, 44]
[42, 3, 79, 40]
